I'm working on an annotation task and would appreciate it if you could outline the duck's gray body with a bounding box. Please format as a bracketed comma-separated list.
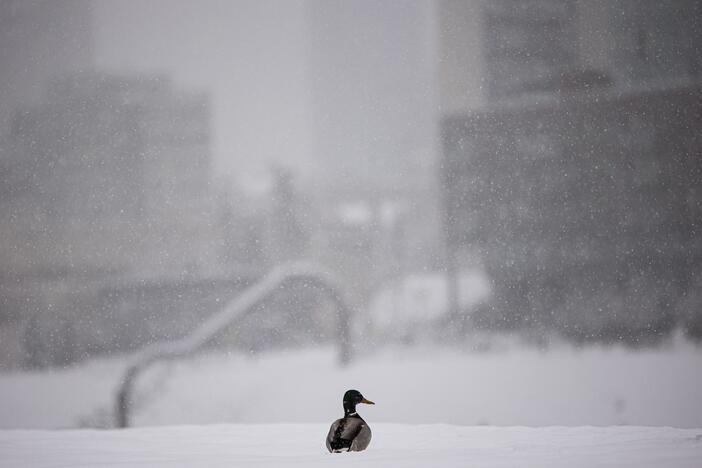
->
[326, 414, 372, 452]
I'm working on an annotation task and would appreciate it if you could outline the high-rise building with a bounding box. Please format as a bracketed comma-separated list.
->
[437, 0, 702, 340]
[0, 0, 94, 135]
[438, 0, 702, 112]
[1, 71, 224, 367]
[581, 0, 702, 87]
[3, 72, 217, 278]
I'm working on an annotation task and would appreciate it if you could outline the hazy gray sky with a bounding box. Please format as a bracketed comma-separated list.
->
[94, 0, 437, 195]
[95, 0, 312, 191]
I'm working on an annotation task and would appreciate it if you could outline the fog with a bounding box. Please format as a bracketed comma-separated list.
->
[0, 0, 701, 430]
[96, 0, 313, 184]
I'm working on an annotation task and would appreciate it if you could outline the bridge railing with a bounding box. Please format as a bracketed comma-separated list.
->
[114, 262, 352, 428]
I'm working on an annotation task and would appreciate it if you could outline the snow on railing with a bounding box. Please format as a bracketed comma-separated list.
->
[115, 262, 352, 428]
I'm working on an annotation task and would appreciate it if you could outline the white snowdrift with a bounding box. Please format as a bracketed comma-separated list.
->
[2, 423, 702, 468]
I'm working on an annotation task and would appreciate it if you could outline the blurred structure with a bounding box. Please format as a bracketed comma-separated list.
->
[305, 0, 441, 310]
[438, 0, 702, 342]
[6, 73, 216, 276]
[267, 167, 311, 263]
[0, 72, 226, 367]
[1, 0, 95, 367]
[0, 0, 94, 135]
[443, 84, 702, 341]
[3, 0, 701, 370]
[438, 0, 702, 109]
[115, 262, 353, 428]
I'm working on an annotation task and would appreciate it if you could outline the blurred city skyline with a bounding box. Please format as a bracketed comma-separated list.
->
[2, 0, 438, 194]
[1, 0, 701, 370]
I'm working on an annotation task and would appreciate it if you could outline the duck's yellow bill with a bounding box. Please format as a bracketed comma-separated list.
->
[361, 398, 375, 405]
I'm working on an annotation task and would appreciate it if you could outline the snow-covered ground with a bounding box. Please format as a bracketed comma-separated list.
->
[1, 341, 701, 429]
[2, 423, 702, 468]
[2, 343, 701, 466]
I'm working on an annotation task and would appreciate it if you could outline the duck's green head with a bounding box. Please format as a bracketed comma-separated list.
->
[343, 389, 374, 414]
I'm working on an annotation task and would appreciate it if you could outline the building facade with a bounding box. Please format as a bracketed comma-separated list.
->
[438, 0, 702, 113]
[4, 72, 217, 278]
[0, 0, 93, 135]
[0, 72, 223, 367]
[442, 84, 702, 340]
[437, 0, 702, 341]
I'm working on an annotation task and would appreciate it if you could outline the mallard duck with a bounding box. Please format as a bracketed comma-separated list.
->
[326, 389, 375, 453]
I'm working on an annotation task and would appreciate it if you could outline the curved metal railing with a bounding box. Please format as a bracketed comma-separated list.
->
[114, 262, 352, 428]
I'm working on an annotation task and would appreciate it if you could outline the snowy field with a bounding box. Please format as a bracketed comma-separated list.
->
[1, 341, 701, 429]
[2, 343, 702, 467]
[2, 423, 702, 468]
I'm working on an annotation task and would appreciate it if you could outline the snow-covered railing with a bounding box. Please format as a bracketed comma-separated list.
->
[115, 262, 352, 428]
